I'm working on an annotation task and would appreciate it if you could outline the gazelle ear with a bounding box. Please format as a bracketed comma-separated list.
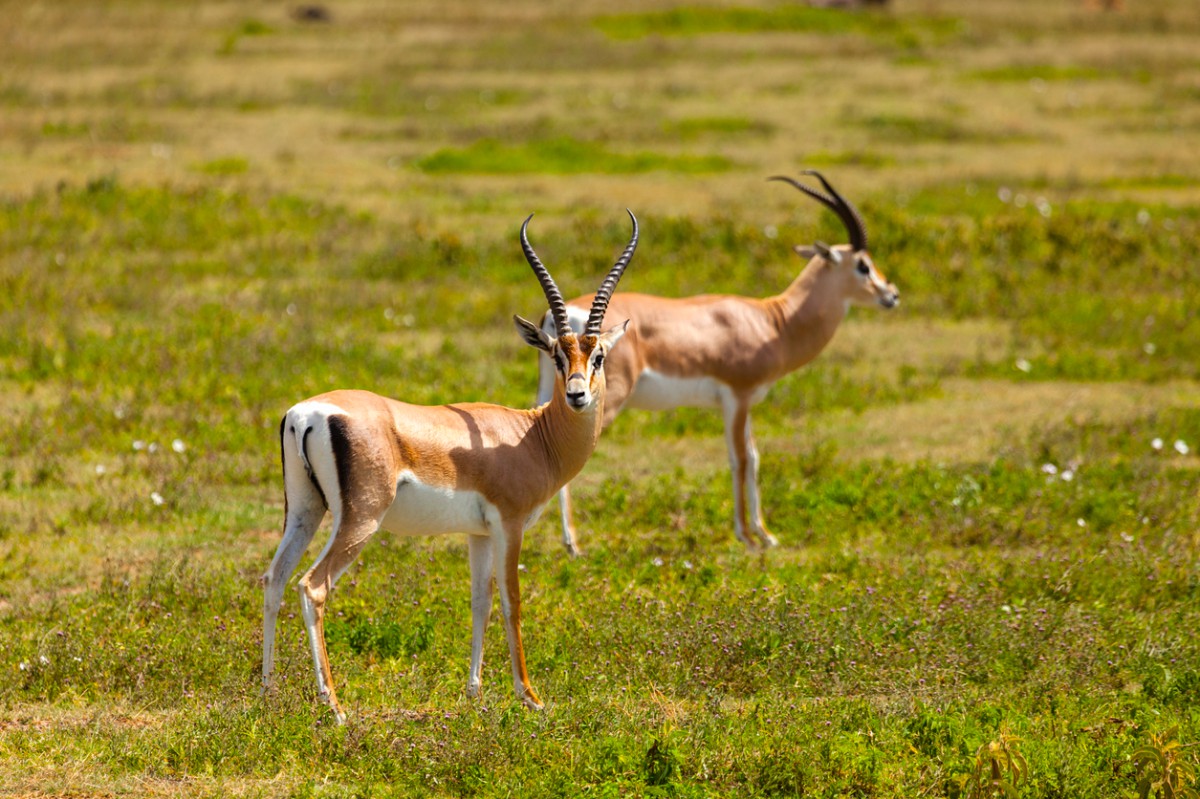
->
[598, 319, 629, 351]
[795, 242, 840, 264]
[514, 315, 555, 353]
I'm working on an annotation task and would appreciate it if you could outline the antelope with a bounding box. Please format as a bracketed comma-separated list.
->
[261, 212, 638, 723]
[537, 171, 898, 556]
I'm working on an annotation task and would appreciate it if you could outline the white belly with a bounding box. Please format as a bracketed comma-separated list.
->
[625, 369, 725, 411]
[379, 471, 494, 537]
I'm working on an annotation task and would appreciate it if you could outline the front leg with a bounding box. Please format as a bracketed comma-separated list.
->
[742, 417, 778, 548]
[492, 520, 543, 709]
[466, 533, 494, 698]
[720, 391, 778, 549]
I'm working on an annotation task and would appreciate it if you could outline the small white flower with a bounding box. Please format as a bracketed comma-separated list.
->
[1143, 343, 1156, 355]
[18, 662, 28, 671]
[1015, 359, 1032, 373]
[1174, 440, 1189, 455]
[1060, 470, 1074, 482]
[652, 557, 664, 567]
[172, 439, 186, 454]
[402, 314, 416, 327]
[150, 492, 165, 506]
[682, 560, 693, 570]
[763, 225, 778, 240]
[133, 440, 146, 451]
[1120, 532, 1134, 543]
[1136, 209, 1151, 226]
[517, 563, 526, 572]
[39, 655, 50, 666]
[1041, 463, 1058, 475]
[148, 442, 159, 454]
[384, 308, 395, 320]
[95, 464, 107, 475]
[998, 187, 1013, 203]
[1077, 518, 1087, 527]
[1151, 437, 1164, 451]
[286, 303, 298, 316]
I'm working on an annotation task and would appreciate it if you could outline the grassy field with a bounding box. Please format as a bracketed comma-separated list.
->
[2, 0, 1199, 796]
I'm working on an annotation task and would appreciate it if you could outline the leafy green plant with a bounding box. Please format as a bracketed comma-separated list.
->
[960, 726, 1029, 799]
[1133, 729, 1200, 799]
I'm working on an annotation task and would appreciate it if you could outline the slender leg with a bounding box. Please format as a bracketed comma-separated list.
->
[557, 486, 582, 558]
[466, 533, 494, 698]
[492, 520, 542, 709]
[298, 516, 380, 724]
[263, 425, 328, 692]
[262, 502, 324, 692]
[742, 418, 778, 547]
[721, 392, 756, 547]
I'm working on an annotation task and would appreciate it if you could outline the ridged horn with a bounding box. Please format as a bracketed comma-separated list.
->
[585, 209, 639, 336]
[520, 214, 572, 339]
[799, 169, 869, 252]
[768, 172, 868, 253]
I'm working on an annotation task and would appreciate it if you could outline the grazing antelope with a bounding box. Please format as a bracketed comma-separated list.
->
[261, 212, 638, 723]
[538, 171, 898, 556]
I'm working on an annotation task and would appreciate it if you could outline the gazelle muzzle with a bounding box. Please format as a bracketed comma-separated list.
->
[565, 372, 589, 407]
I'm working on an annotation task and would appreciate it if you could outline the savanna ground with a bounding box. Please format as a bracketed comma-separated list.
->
[2, 0, 1199, 796]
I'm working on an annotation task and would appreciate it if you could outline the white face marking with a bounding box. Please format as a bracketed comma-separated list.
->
[379, 470, 495, 537]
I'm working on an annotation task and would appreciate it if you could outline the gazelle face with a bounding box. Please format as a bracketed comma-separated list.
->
[847, 249, 899, 309]
[799, 243, 899, 310]
[515, 317, 629, 412]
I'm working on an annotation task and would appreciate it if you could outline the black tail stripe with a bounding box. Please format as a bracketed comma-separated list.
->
[327, 415, 354, 518]
[279, 417, 289, 519]
[300, 425, 329, 510]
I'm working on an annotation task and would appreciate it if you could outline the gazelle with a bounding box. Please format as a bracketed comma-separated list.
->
[261, 212, 638, 723]
[537, 171, 898, 556]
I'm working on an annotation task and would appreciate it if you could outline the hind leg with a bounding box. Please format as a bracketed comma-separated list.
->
[263, 431, 328, 692]
[262, 502, 324, 692]
[298, 511, 382, 724]
[466, 532, 493, 698]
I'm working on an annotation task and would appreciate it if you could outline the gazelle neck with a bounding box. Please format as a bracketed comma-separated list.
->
[533, 377, 605, 487]
[768, 259, 851, 371]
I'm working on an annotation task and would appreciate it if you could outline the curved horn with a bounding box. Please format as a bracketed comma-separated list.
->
[769, 173, 868, 252]
[799, 169, 869, 252]
[520, 214, 572, 339]
[585, 209, 638, 336]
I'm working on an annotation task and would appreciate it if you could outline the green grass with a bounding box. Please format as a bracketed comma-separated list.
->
[2, 0, 1200, 796]
[415, 137, 734, 175]
[594, 4, 961, 44]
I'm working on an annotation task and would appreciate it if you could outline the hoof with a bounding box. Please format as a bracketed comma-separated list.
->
[518, 690, 545, 711]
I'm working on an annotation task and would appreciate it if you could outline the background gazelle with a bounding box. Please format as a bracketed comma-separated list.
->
[538, 171, 898, 555]
[262, 212, 638, 723]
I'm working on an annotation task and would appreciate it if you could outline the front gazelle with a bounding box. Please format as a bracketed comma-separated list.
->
[261, 212, 637, 722]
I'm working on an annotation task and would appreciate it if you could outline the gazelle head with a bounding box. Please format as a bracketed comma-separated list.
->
[770, 170, 900, 310]
[514, 211, 636, 412]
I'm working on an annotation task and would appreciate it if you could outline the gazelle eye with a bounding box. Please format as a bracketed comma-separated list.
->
[593, 353, 605, 370]
[856, 261, 870, 275]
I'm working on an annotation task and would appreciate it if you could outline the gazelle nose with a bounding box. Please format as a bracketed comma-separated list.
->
[566, 373, 588, 406]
